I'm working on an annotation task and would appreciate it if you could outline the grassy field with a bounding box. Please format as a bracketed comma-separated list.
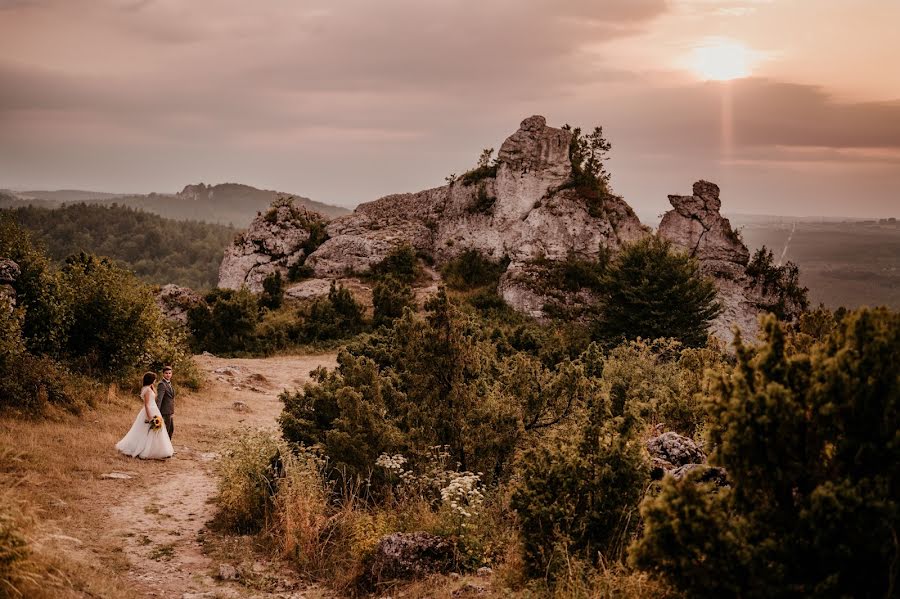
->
[739, 220, 899, 310]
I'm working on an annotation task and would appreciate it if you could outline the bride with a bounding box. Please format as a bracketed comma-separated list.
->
[116, 371, 174, 460]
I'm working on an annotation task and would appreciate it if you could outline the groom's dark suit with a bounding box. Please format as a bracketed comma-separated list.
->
[156, 379, 176, 440]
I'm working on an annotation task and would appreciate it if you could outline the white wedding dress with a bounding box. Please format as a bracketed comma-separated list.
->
[116, 386, 174, 459]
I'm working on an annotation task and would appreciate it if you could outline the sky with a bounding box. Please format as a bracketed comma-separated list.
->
[1, 0, 898, 218]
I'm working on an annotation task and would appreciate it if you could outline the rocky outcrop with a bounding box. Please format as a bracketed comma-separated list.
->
[0, 258, 20, 312]
[367, 532, 454, 584]
[154, 284, 202, 324]
[658, 181, 769, 344]
[303, 116, 647, 316]
[218, 199, 326, 292]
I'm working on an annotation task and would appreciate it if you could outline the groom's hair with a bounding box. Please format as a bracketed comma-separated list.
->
[142, 372, 157, 387]
[162, 365, 173, 373]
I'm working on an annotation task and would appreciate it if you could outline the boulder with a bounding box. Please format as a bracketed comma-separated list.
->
[154, 284, 203, 324]
[646, 432, 705, 467]
[367, 532, 454, 584]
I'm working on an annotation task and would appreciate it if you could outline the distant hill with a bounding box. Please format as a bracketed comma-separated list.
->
[15, 189, 123, 203]
[3, 182, 350, 227]
[4, 202, 237, 290]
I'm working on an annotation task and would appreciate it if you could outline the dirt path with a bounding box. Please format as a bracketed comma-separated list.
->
[105, 352, 337, 599]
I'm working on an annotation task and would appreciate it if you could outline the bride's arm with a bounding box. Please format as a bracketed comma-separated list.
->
[142, 388, 153, 421]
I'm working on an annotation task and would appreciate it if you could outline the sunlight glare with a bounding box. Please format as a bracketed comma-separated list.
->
[688, 38, 759, 81]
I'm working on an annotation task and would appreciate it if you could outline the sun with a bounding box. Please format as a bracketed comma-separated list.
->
[688, 38, 759, 81]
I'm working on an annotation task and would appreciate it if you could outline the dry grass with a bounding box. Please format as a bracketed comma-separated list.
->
[0, 383, 237, 598]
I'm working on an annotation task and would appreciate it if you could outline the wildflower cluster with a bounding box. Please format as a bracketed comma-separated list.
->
[440, 471, 484, 521]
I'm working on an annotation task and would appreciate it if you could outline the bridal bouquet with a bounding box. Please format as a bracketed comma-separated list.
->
[148, 415, 163, 432]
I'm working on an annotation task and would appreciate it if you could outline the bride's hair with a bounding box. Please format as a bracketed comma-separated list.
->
[142, 372, 157, 387]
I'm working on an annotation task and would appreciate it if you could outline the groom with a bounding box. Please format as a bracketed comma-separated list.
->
[156, 365, 176, 441]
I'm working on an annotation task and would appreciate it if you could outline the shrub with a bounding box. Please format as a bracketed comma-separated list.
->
[60, 252, 170, 380]
[300, 282, 365, 342]
[188, 288, 261, 354]
[460, 148, 499, 186]
[372, 276, 415, 327]
[261, 271, 285, 310]
[593, 236, 721, 348]
[746, 246, 809, 322]
[370, 243, 420, 283]
[215, 430, 286, 534]
[512, 413, 650, 577]
[0, 216, 72, 357]
[441, 250, 507, 290]
[631, 309, 900, 598]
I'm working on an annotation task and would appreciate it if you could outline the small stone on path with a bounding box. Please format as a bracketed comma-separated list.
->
[102, 472, 133, 480]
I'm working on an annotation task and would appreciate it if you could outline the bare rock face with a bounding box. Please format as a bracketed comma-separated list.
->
[304, 116, 648, 315]
[154, 284, 202, 324]
[658, 181, 767, 344]
[218, 199, 324, 292]
[0, 258, 20, 311]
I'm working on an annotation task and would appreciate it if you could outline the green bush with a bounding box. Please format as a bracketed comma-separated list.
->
[216, 430, 287, 534]
[188, 288, 261, 354]
[370, 243, 420, 283]
[261, 271, 285, 310]
[372, 276, 415, 327]
[300, 282, 365, 342]
[441, 250, 507, 290]
[0, 216, 72, 357]
[281, 289, 584, 487]
[593, 236, 721, 348]
[61, 252, 171, 379]
[512, 413, 650, 577]
[631, 309, 900, 598]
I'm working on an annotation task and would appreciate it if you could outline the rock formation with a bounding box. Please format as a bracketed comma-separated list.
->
[218, 116, 780, 343]
[154, 284, 203, 324]
[0, 258, 20, 312]
[303, 115, 647, 315]
[218, 200, 326, 292]
[658, 180, 767, 344]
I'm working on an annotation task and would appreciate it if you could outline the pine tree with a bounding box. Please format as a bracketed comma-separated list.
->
[593, 236, 720, 347]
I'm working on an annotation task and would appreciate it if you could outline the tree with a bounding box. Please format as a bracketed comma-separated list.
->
[372, 276, 415, 327]
[631, 309, 900, 598]
[593, 236, 721, 348]
[261, 271, 285, 310]
[562, 124, 616, 217]
[61, 252, 169, 378]
[746, 247, 809, 322]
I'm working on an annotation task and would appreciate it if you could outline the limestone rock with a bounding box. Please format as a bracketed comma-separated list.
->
[367, 531, 454, 584]
[646, 432, 705, 467]
[285, 278, 333, 300]
[154, 284, 202, 324]
[303, 116, 648, 315]
[658, 180, 769, 344]
[218, 199, 326, 292]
